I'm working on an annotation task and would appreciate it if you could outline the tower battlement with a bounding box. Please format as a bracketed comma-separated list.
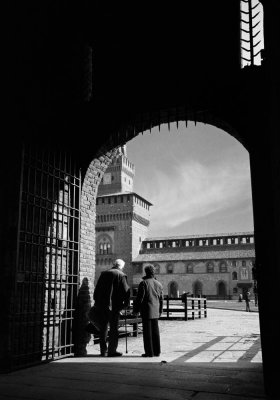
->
[98, 145, 135, 196]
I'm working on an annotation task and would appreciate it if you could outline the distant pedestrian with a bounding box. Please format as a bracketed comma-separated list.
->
[254, 285, 258, 306]
[93, 259, 130, 357]
[238, 293, 243, 302]
[243, 290, 251, 312]
[254, 292, 258, 307]
[133, 264, 163, 357]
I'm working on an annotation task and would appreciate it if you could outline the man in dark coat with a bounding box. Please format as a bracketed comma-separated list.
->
[93, 259, 130, 356]
[133, 264, 163, 357]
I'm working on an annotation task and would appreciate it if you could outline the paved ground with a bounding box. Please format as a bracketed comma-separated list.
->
[207, 300, 259, 313]
[0, 308, 275, 400]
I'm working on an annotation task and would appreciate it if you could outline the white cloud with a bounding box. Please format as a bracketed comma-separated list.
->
[149, 159, 252, 231]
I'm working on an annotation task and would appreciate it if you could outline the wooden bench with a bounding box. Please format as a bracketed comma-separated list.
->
[118, 317, 142, 337]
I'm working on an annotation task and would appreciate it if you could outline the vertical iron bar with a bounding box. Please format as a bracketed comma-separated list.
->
[13, 144, 25, 367]
[52, 151, 61, 358]
[48, 150, 56, 360]
[248, 0, 254, 65]
[45, 149, 51, 359]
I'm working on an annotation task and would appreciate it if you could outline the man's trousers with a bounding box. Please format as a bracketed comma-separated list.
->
[99, 311, 120, 355]
[142, 318, 161, 356]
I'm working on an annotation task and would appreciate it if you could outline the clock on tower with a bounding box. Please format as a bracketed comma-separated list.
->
[103, 172, 112, 185]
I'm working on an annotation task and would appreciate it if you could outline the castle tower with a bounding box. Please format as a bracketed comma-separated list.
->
[95, 146, 152, 288]
[97, 145, 135, 196]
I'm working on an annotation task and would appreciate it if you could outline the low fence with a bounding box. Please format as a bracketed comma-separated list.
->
[161, 296, 207, 321]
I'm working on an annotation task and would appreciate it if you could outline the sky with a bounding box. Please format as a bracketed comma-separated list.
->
[126, 121, 254, 238]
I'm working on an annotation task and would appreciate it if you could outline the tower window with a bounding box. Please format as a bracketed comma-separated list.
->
[207, 263, 214, 273]
[98, 237, 112, 255]
[232, 271, 238, 280]
[220, 262, 227, 273]
[186, 264, 193, 273]
[167, 264, 173, 274]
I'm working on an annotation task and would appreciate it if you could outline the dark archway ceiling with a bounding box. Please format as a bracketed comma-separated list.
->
[87, 0, 241, 130]
[9, 0, 264, 169]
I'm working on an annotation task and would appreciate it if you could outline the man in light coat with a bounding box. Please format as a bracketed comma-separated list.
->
[133, 264, 163, 357]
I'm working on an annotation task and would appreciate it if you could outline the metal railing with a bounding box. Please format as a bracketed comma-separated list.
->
[240, 0, 264, 67]
[161, 295, 207, 321]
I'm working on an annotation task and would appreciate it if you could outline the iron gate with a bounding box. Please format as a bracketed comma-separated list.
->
[12, 146, 81, 368]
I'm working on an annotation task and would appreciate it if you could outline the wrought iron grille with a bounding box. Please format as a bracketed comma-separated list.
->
[240, 0, 264, 67]
[12, 146, 81, 368]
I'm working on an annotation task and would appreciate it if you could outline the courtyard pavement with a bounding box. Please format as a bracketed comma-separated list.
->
[0, 308, 275, 400]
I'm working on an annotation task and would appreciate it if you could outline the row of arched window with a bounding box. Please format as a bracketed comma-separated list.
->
[134, 262, 229, 274]
[166, 280, 228, 298]
[144, 235, 254, 249]
[152, 262, 229, 274]
[134, 260, 252, 280]
[135, 262, 253, 275]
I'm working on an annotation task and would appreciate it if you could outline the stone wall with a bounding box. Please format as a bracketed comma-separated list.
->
[133, 259, 254, 299]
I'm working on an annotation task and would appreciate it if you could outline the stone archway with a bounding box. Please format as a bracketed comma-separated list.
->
[76, 148, 122, 354]
[217, 281, 227, 298]
[193, 281, 203, 297]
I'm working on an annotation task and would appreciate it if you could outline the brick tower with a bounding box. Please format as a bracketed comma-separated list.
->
[95, 146, 152, 288]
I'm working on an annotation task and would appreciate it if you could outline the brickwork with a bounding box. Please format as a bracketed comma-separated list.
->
[78, 149, 121, 354]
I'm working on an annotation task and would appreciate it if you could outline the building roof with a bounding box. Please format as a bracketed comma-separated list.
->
[144, 232, 254, 241]
[97, 191, 153, 206]
[132, 248, 255, 263]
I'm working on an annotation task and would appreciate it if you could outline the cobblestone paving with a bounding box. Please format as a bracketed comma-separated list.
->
[87, 308, 262, 365]
[0, 308, 267, 400]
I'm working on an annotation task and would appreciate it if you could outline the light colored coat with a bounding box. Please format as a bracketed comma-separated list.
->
[134, 276, 163, 319]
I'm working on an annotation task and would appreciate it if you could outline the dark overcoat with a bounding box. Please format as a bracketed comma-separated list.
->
[133, 276, 163, 319]
[94, 268, 130, 312]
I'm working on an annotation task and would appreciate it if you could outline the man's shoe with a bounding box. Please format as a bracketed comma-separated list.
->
[107, 351, 123, 357]
[154, 354, 160, 357]
[141, 353, 153, 357]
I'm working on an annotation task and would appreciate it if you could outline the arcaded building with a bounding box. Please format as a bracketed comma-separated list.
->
[132, 232, 255, 300]
[95, 146, 152, 286]
[96, 148, 255, 300]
